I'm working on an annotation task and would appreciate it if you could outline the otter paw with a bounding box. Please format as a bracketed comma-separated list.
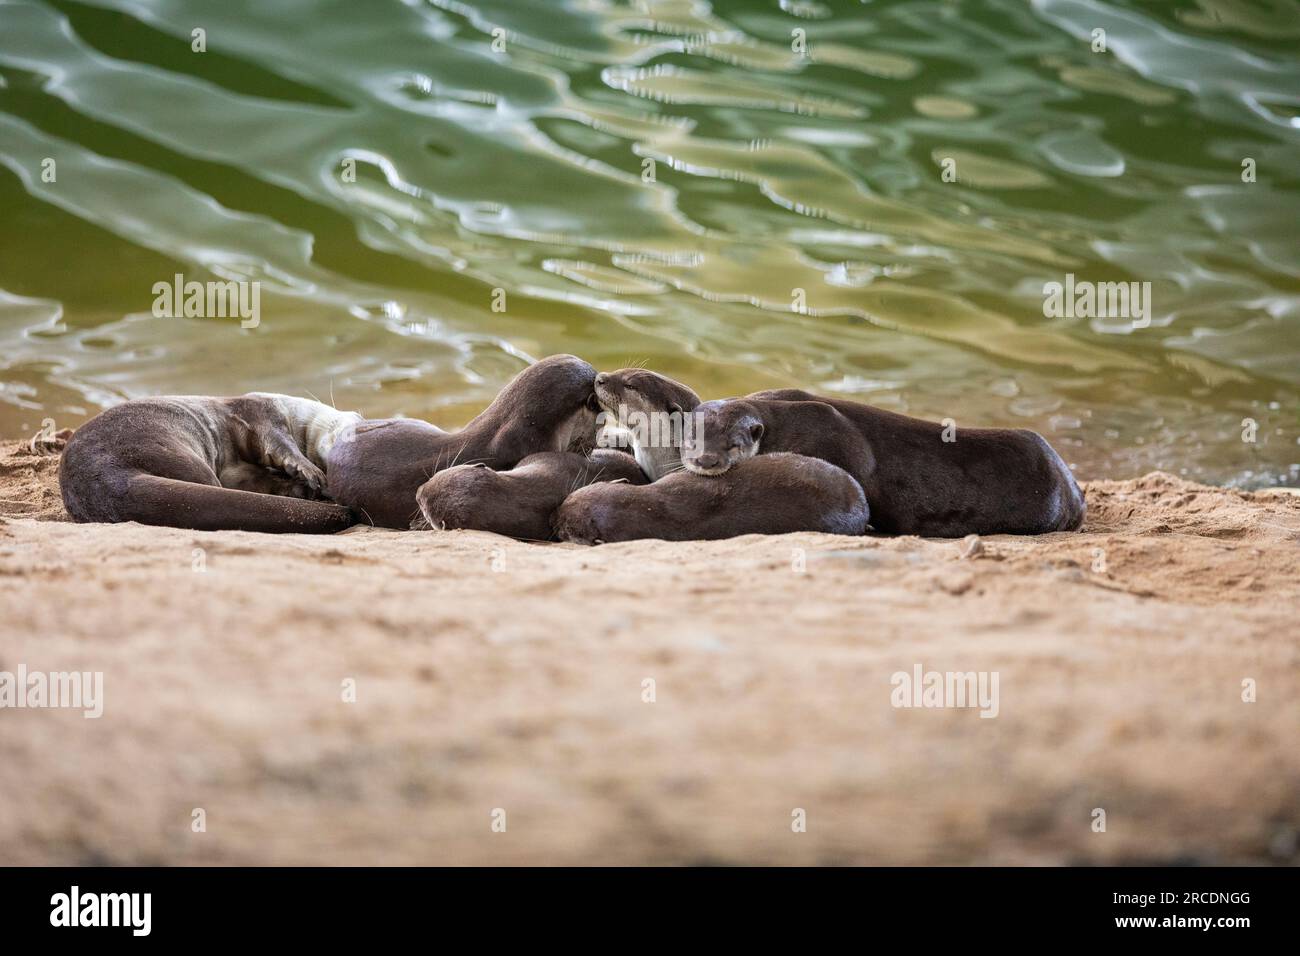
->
[261, 472, 317, 499]
[279, 457, 327, 496]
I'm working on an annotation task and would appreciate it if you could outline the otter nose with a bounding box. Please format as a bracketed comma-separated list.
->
[595, 373, 608, 386]
[692, 452, 722, 471]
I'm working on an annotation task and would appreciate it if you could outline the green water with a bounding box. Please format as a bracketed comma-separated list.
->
[1, 0, 1297, 485]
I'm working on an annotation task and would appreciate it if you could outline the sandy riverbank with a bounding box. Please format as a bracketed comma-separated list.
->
[0, 439, 1297, 865]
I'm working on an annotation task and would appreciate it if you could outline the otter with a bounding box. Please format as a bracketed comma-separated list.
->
[681, 394, 1085, 537]
[554, 452, 869, 543]
[411, 449, 647, 540]
[327, 354, 602, 529]
[59, 354, 601, 534]
[59, 393, 360, 533]
[592, 368, 701, 480]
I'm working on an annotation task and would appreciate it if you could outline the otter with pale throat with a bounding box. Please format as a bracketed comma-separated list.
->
[681, 393, 1085, 537]
[60, 393, 361, 533]
[557, 368, 871, 542]
[406, 364, 698, 539]
[592, 367, 701, 480]
[405, 361, 696, 538]
[61, 355, 601, 534]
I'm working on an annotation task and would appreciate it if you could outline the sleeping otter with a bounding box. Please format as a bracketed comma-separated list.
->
[59, 393, 360, 533]
[60, 354, 603, 534]
[554, 452, 869, 543]
[681, 394, 1085, 536]
[412, 449, 647, 540]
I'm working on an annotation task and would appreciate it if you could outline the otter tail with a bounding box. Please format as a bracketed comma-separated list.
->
[67, 473, 354, 534]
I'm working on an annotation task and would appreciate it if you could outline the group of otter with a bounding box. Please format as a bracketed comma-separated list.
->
[58, 355, 1085, 542]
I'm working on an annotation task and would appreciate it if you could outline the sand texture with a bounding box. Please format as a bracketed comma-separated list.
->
[1, 440, 1297, 865]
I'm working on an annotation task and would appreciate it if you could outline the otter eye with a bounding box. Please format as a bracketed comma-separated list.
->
[749, 423, 764, 441]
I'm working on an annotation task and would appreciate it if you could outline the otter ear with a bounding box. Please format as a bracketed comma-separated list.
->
[586, 392, 601, 411]
[749, 422, 764, 442]
[668, 402, 683, 415]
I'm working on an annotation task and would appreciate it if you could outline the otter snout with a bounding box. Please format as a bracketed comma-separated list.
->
[593, 374, 621, 414]
[553, 485, 611, 545]
[680, 404, 764, 477]
[683, 451, 729, 475]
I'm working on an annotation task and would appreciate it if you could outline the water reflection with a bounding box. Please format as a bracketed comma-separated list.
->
[0, 0, 1296, 486]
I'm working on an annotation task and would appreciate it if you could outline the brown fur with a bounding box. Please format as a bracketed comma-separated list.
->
[412, 449, 646, 540]
[554, 452, 869, 543]
[59, 395, 355, 533]
[686, 393, 1085, 536]
[327, 355, 602, 529]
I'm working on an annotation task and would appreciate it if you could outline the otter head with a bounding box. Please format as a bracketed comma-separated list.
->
[594, 368, 702, 480]
[681, 399, 764, 476]
[495, 354, 602, 454]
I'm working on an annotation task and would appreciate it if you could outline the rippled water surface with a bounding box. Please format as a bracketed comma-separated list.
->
[1, 0, 1298, 485]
